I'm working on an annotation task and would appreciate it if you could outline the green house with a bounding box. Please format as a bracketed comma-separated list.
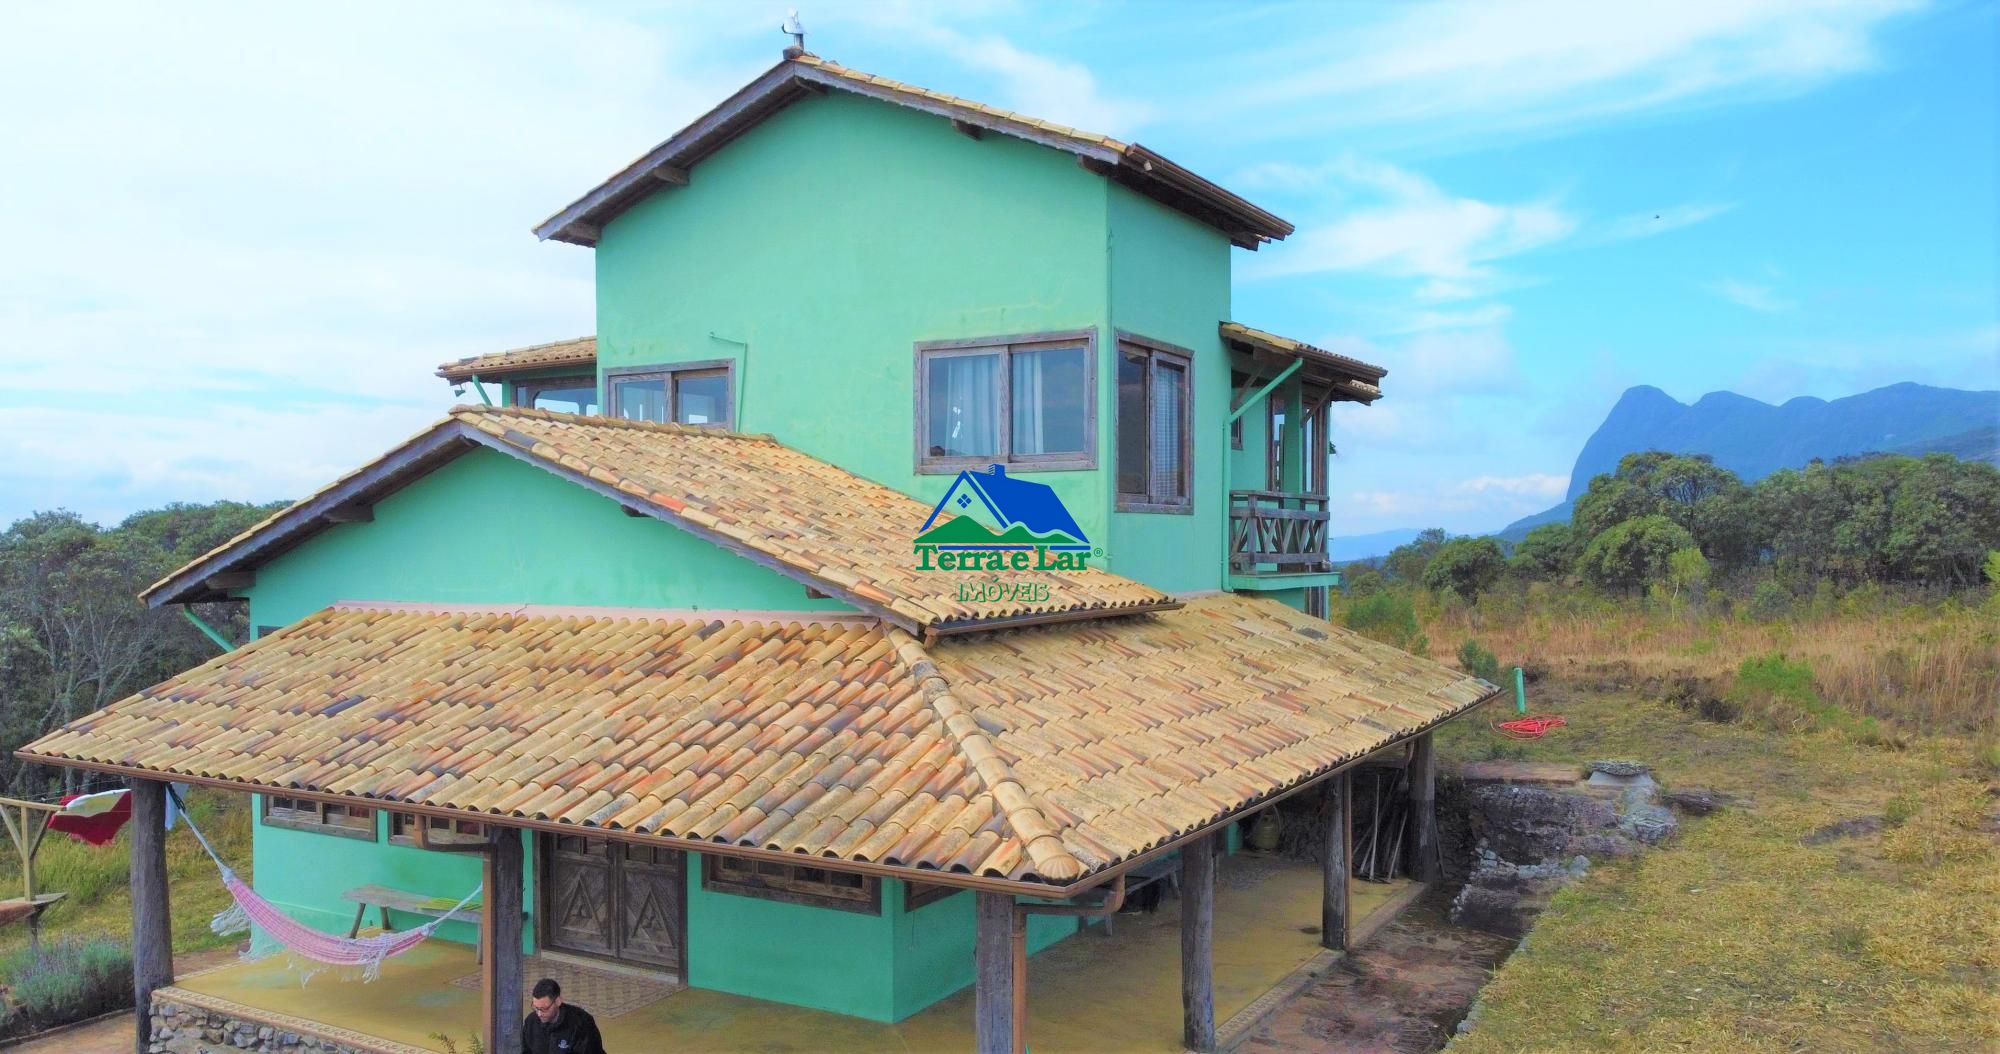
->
[24, 48, 1496, 1054]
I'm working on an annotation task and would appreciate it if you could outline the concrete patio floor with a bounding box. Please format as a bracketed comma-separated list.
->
[169, 854, 1413, 1053]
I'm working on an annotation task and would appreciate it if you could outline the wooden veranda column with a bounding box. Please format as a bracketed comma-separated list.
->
[1409, 733, 1440, 882]
[1321, 771, 1351, 950]
[1181, 832, 1218, 1053]
[128, 779, 173, 1054]
[974, 891, 1021, 1054]
[482, 828, 525, 1054]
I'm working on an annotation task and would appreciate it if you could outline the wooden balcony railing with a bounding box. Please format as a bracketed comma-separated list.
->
[1228, 490, 1332, 574]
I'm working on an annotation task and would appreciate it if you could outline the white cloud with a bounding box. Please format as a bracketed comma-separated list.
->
[1204, 0, 1920, 148]
[1711, 279, 1797, 312]
[826, 2, 1154, 134]
[1455, 474, 1568, 500]
[1245, 158, 1577, 283]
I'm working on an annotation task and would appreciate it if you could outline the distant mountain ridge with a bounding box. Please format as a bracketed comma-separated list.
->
[1331, 381, 1999, 558]
[1497, 381, 1999, 540]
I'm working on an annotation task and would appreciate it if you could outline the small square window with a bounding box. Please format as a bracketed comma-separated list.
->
[916, 332, 1096, 473]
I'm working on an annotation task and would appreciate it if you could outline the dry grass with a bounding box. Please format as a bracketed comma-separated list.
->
[1424, 593, 1998, 739]
[1439, 685, 2000, 1054]
[0, 789, 250, 957]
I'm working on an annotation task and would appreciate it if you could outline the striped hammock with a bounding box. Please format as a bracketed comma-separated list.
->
[175, 792, 480, 982]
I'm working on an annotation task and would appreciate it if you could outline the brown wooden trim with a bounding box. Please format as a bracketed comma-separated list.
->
[260, 794, 377, 841]
[701, 853, 882, 914]
[20, 687, 1506, 902]
[913, 329, 1097, 474]
[929, 598, 1183, 636]
[129, 779, 173, 1048]
[1113, 335, 1194, 513]
[904, 879, 962, 912]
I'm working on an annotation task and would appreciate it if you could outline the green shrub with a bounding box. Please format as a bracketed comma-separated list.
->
[0, 935, 133, 1037]
[1745, 580, 1791, 623]
[1344, 591, 1421, 651]
[1725, 653, 1884, 742]
[1457, 639, 1502, 684]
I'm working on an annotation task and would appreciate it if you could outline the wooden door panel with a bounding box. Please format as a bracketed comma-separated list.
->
[544, 837, 615, 957]
[617, 845, 684, 969]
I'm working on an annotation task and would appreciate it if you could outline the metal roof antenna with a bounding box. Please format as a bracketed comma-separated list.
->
[781, 8, 807, 59]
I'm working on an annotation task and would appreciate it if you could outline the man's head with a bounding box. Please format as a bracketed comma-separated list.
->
[530, 978, 563, 1023]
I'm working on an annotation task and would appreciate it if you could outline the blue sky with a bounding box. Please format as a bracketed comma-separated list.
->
[1, 0, 1994, 534]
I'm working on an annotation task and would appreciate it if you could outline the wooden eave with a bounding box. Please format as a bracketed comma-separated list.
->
[533, 57, 1292, 249]
[1222, 322, 1388, 405]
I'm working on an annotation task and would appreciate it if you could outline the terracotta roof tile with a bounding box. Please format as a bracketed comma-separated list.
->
[20, 595, 1497, 886]
[142, 406, 1176, 632]
[435, 337, 596, 383]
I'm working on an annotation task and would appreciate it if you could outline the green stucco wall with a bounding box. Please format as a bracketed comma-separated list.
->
[685, 852, 900, 1020]
[1104, 184, 1234, 594]
[889, 883, 1079, 1020]
[595, 90, 1114, 554]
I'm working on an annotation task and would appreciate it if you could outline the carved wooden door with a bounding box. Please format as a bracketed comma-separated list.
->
[540, 835, 685, 975]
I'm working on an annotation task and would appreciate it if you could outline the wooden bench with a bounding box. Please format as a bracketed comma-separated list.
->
[1097, 856, 1181, 937]
[0, 892, 66, 929]
[342, 884, 486, 961]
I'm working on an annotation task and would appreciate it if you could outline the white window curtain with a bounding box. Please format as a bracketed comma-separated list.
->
[1011, 351, 1047, 454]
[940, 354, 1000, 456]
[1150, 363, 1185, 499]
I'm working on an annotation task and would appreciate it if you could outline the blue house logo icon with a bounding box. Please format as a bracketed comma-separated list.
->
[915, 465, 1092, 567]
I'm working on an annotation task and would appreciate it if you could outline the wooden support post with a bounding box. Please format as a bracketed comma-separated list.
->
[974, 891, 1019, 1054]
[1181, 832, 1218, 1053]
[1322, 771, 1351, 950]
[482, 829, 526, 1054]
[128, 779, 173, 1054]
[1410, 732, 1440, 882]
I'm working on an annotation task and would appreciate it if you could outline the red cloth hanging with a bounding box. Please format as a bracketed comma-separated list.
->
[47, 790, 133, 846]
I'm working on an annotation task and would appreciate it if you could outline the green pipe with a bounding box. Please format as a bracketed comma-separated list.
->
[468, 374, 493, 406]
[182, 608, 236, 653]
[1513, 666, 1527, 714]
[1226, 359, 1301, 424]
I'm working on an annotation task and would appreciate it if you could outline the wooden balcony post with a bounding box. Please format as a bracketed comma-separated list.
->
[1181, 832, 1218, 1052]
[483, 828, 525, 1054]
[1409, 733, 1440, 882]
[1321, 771, 1350, 950]
[975, 891, 1021, 1054]
[128, 779, 173, 1054]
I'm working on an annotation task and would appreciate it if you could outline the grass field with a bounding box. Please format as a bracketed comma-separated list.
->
[1437, 676, 1998, 1052]
[0, 789, 250, 959]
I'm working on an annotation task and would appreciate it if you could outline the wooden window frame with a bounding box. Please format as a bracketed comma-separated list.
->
[913, 329, 1097, 474]
[388, 811, 488, 848]
[604, 359, 735, 428]
[513, 373, 598, 413]
[701, 854, 882, 915]
[904, 880, 963, 912]
[1115, 332, 1195, 514]
[261, 795, 376, 841]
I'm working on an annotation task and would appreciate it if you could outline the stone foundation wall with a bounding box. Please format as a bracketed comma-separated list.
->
[149, 989, 426, 1054]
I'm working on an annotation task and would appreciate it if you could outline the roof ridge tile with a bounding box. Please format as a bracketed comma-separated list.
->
[888, 629, 1085, 882]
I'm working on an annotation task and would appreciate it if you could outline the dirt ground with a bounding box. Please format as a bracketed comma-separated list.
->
[1240, 885, 1517, 1054]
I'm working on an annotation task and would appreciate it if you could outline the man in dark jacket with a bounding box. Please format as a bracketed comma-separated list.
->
[521, 977, 606, 1054]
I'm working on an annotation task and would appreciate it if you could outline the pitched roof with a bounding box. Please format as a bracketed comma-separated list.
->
[1221, 322, 1387, 405]
[436, 337, 596, 383]
[18, 595, 1498, 888]
[534, 54, 1292, 251]
[142, 406, 1175, 634]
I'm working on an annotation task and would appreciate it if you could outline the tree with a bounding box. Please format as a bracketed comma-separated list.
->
[0, 501, 280, 794]
[1422, 536, 1506, 601]
[1382, 528, 1448, 585]
[1665, 546, 1710, 601]
[1574, 452, 1757, 571]
[1578, 515, 1697, 594]
[1341, 562, 1386, 598]
[1510, 522, 1579, 580]
[1572, 477, 1659, 540]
